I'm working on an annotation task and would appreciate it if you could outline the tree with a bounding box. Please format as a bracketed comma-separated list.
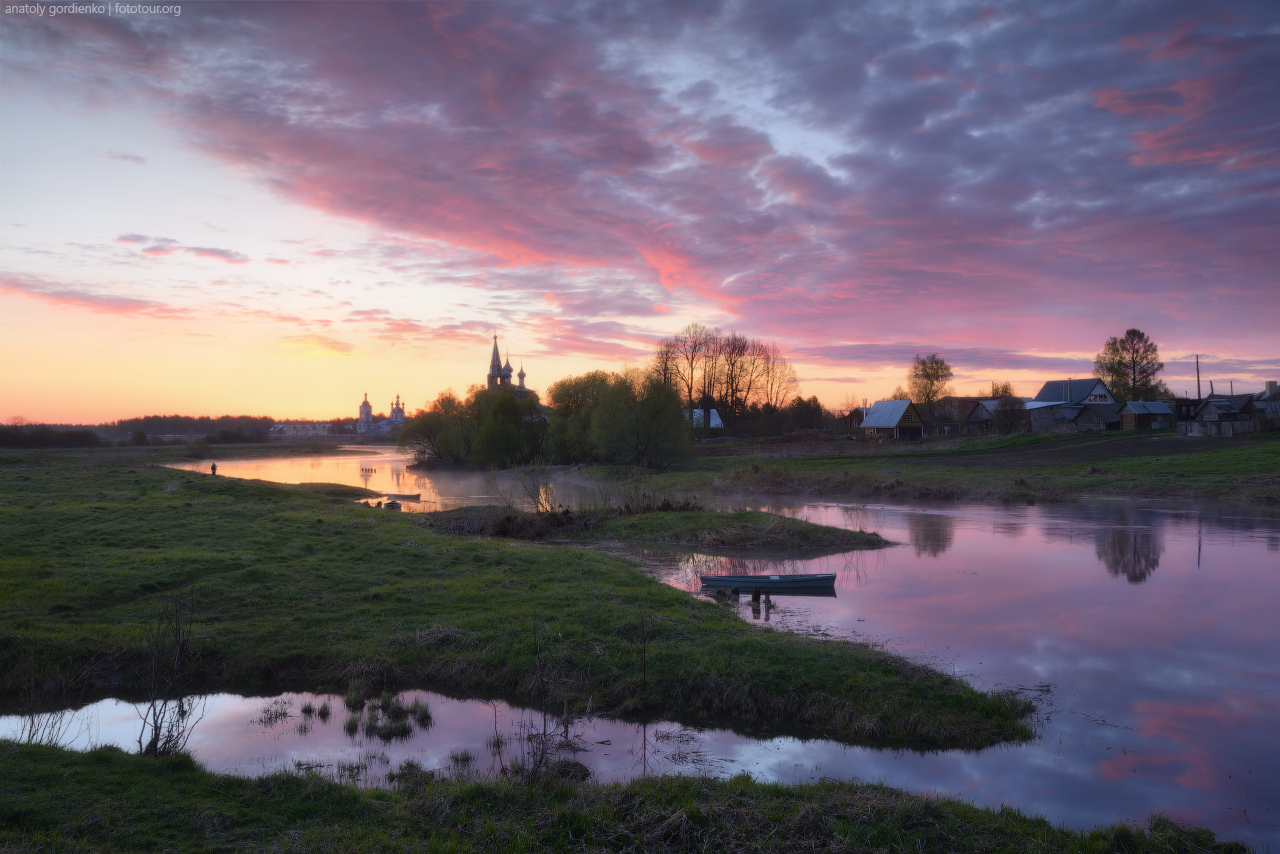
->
[990, 380, 1015, 398]
[787, 395, 825, 430]
[993, 395, 1027, 434]
[472, 391, 546, 467]
[907, 354, 954, 425]
[757, 343, 798, 412]
[1093, 328, 1168, 403]
[591, 368, 691, 468]
[545, 371, 612, 463]
[890, 386, 911, 400]
[669, 323, 714, 416]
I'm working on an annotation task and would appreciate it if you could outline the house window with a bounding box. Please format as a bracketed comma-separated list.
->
[904, 413, 914, 422]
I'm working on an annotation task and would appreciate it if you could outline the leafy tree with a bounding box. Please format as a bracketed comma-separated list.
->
[907, 354, 954, 424]
[472, 393, 524, 467]
[591, 369, 690, 468]
[400, 386, 542, 466]
[545, 371, 612, 463]
[472, 391, 547, 467]
[1093, 328, 1168, 403]
[990, 380, 1015, 398]
[787, 395, 825, 430]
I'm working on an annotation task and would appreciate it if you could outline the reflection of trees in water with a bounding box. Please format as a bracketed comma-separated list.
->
[1095, 528, 1164, 584]
[907, 513, 955, 557]
[137, 696, 207, 755]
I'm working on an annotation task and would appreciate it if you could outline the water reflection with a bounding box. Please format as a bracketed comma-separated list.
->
[0, 690, 767, 788]
[138, 695, 206, 755]
[906, 511, 955, 557]
[154, 454, 1280, 843]
[1094, 527, 1164, 583]
[643, 499, 1280, 844]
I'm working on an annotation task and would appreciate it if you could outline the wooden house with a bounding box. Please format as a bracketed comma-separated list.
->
[861, 400, 925, 440]
[935, 398, 995, 435]
[840, 407, 866, 433]
[1177, 394, 1269, 437]
[1120, 401, 1173, 430]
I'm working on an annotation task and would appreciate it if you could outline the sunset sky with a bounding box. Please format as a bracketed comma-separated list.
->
[1, 1, 1276, 423]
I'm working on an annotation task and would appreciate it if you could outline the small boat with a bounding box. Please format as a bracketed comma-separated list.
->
[386, 493, 421, 501]
[384, 500, 402, 511]
[699, 573, 836, 591]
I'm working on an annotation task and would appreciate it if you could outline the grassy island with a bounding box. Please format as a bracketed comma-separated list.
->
[1, 450, 1021, 749]
[415, 505, 889, 551]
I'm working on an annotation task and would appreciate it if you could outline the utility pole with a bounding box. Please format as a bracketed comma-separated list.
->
[1195, 355, 1201, 400]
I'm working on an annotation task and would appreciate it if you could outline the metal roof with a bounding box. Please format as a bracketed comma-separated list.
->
[861, 399, 912, 428]
[1122, 401, 1172, 416]
[1034, 378, 1109, 404]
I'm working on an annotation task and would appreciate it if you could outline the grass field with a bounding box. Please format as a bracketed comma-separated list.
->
[0, 741, 1249, 854]
[658, 431, 1280, 504]
[0, 449, 1026, 750]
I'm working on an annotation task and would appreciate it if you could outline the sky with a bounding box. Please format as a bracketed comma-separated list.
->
[1, 0, 1276, 423]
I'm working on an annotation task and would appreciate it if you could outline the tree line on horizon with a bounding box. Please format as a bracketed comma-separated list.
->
[399, 324, 833, 469]
[0, 327, 1182, 454]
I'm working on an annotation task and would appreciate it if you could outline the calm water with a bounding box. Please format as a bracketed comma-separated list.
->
[70, 455, 1279, 842]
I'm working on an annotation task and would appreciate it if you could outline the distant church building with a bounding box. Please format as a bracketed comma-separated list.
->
[356, 392, 406, 435]
[486, 335, 534, 398]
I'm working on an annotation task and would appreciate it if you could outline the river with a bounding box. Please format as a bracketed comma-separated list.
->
[9, 450, 1274, 843]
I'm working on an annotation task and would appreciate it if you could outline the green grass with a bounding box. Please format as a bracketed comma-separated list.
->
[416, 505, 889, 551]
[0, 450, 1027, 750]
[0, 742, 1250, 854]
[651, 438, 1280, 503]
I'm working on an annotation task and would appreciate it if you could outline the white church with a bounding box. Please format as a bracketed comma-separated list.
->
[356, 393, 406, 435]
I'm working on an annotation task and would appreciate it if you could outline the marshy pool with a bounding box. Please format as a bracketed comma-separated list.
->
[85, 455, 1280, 842]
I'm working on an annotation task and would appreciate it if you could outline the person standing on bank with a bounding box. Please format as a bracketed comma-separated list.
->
[211, 462, 218, 476]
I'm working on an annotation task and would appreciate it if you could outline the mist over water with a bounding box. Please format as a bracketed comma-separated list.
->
[103, 454, 1280, 841]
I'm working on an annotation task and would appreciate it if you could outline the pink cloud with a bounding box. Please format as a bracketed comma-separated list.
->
[0, 274, 191, 320]
[3, 2, 1276, 381]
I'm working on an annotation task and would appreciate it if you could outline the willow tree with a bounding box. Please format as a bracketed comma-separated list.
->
[1093, 329, 1168, 403]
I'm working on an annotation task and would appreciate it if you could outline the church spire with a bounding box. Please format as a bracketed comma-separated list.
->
[490, 334, 502, 373]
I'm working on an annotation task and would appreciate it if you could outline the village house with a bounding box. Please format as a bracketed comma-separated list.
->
[1178, 393, 1266, 437]
[1026, 378, 1121, 433]
[934, 397, 995, 436]
[861, 399, 926, 440]
[839, 407, 866, 434]
[1119, 401, 1173, 431]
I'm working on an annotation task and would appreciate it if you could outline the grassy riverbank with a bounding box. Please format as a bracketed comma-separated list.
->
[0, 450, 1025, 749]
[664, 432, 1280, 504]
[0, 742, 1249, 854]
[416, 505, 888, 550]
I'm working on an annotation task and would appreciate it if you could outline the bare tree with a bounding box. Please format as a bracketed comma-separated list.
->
[697, 328, 724, 426]
[649, 338, 680, 389]
[669, 323, 711, 416]
[757, 343, 799, 411]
